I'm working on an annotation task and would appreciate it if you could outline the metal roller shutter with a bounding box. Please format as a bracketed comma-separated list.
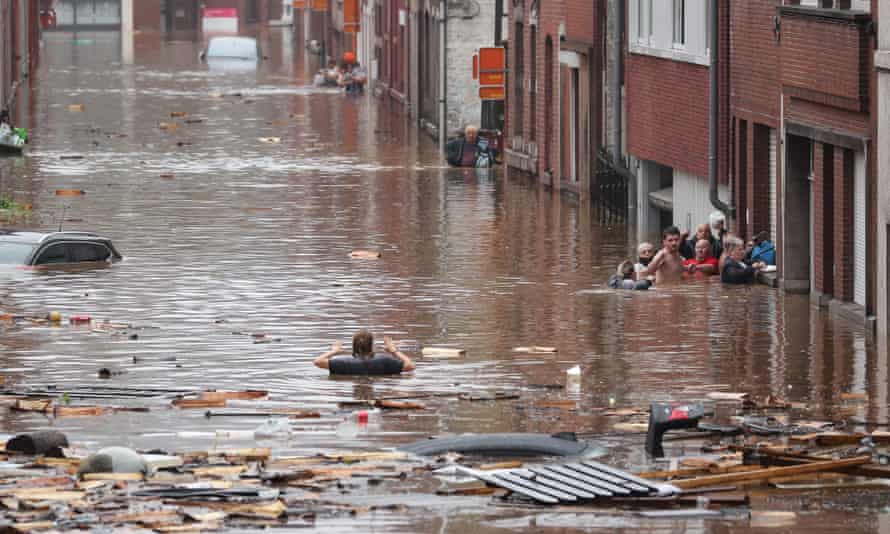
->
[769, 129, 777, 241]
[854, 151, 866, 307]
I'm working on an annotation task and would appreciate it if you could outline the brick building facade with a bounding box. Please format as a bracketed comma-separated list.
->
[504, 0, 606, 195]
[302, 0, 497, 139]
[501, 0, 883, 329]
[728, 1, 877, 324]
[0, 0, 39, 124]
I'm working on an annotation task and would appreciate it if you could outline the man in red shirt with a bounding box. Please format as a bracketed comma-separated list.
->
[683, 239, 718, 276]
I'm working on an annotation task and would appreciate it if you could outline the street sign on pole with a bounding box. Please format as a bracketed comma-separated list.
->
[476, 47, 506, 102]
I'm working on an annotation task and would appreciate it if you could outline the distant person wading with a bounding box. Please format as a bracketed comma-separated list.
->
[314, 330, 415, 375]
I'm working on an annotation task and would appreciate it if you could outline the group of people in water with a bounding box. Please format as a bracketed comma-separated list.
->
[610, 211, 777, 290]
[314, 52, 367, 94]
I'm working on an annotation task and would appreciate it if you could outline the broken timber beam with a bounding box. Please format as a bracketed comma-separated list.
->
[669, 456, 871, 490]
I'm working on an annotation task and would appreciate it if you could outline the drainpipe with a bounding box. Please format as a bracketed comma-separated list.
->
[708, 0, 732, 216]
[438, 0, 447, 158]
[494, 0, 503, 45]
[611, 0, 623, 165]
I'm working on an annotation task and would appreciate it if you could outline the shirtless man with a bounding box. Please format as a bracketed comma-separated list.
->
[642, 226, 687, 285]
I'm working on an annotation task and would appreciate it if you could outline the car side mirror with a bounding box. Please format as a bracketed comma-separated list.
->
[199, 51, 206, 61]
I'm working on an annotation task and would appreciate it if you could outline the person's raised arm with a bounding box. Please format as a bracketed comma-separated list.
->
[314, 341, 343, 370]
[383, 336, 415, 372]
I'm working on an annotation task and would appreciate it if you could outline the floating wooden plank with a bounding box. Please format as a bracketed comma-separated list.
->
[321, 451, 407, 463]
[68, 104, 85, 112]
[155, 522, 223, 533]
[338, 399, 425, 410]
[349, 250, 381, 259]
[2, 476, 73, 489]
[13, 399, 52, 412]
[54, 189, 85, 197]
[170, 111, 188, 118]
[479, 461, 523, 471]
[535, 400, 577, 410]
[215, 448, 271, 462]
[53, 406, 110, 417]
[669, 456, 871, 490]
[706, 392, 749, 401]
[637, 464, 761, 480]
[8, 488, 86, 502]
[108, 510, 182, 525]
[611, 422, 649, 432]
[512, 346, 558, 354]
[841, 392, 868, 402]
[420, 347, 465, 359]
[190, 465, 247, 478]
[10, 521, 55, 532]
[82, 472, 144, 482]
[173, 398, 227, 409]
[199, 390, 268, 402]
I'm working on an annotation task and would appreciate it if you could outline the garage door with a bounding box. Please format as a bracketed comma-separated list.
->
[769, 128, 777, 240]
[854, 150, 866, 307]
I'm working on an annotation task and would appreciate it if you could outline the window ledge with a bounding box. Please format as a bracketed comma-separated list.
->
[629, 43, 709, 67]
[876, 50, 890, 72]
[778, 5, 871, 23]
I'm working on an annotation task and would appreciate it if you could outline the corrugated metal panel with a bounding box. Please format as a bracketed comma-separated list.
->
[769, 129, 777, 241]
[456, 460, 663, 504]
[854, 151, 867, 307]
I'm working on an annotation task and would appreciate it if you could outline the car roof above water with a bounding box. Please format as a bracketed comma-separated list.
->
[206, 36, 259, 59]
[0, 230, 110, 244]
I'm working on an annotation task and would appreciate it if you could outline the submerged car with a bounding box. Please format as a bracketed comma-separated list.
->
[200, 36, 261, 61]
[0, 230, 122, 267]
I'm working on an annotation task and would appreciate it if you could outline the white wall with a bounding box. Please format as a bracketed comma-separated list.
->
[672, 169, 730, 232]
[629, 0, 710, 66]
[446, 0, 495, 134]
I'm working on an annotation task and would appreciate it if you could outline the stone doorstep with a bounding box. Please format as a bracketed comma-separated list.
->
[828, 299, 874, 333]
[756, 271, 779, 288]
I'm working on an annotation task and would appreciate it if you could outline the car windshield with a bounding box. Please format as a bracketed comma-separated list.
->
[206, 38, 258, 60]
[0, 242, 35, 264]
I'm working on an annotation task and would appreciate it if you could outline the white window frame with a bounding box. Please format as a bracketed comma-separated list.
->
[629, 0, 709, 66]
[636, 0, 653, 45]
[672, 0, 686, 49]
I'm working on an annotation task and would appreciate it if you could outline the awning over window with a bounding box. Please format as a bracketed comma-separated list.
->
[648, 187, 673, 211]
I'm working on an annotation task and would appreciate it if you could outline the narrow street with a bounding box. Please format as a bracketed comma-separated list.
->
[0, 25, 887, 533]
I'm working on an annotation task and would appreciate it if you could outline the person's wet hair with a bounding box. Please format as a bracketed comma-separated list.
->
[663, 226, 681, 239]
[352, 330, 374, 357]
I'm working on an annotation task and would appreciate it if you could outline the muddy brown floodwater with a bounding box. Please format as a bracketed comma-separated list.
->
[0, 27, 889, 533]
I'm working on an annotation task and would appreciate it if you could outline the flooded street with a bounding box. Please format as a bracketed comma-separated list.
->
[1, 28, 889, 533]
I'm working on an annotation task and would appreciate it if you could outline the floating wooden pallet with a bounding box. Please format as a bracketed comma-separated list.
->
[457, 460, 665, 504]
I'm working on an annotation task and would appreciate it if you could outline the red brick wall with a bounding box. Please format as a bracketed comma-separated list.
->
[564, 0, 594, 45]
[785, 97, 870, 137]
[730, 0, 781, 125]
[749, 124, 772, 237]
[626, 2, 730, 183]
[781, 13, 869, 112]
[538, 0, 563, 180]
[834, 148, 854, 302]
[134, 0, 162, 31]
[626, 53, 710, 178]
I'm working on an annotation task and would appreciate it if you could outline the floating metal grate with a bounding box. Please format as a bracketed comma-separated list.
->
[457, 460, 667, 504]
